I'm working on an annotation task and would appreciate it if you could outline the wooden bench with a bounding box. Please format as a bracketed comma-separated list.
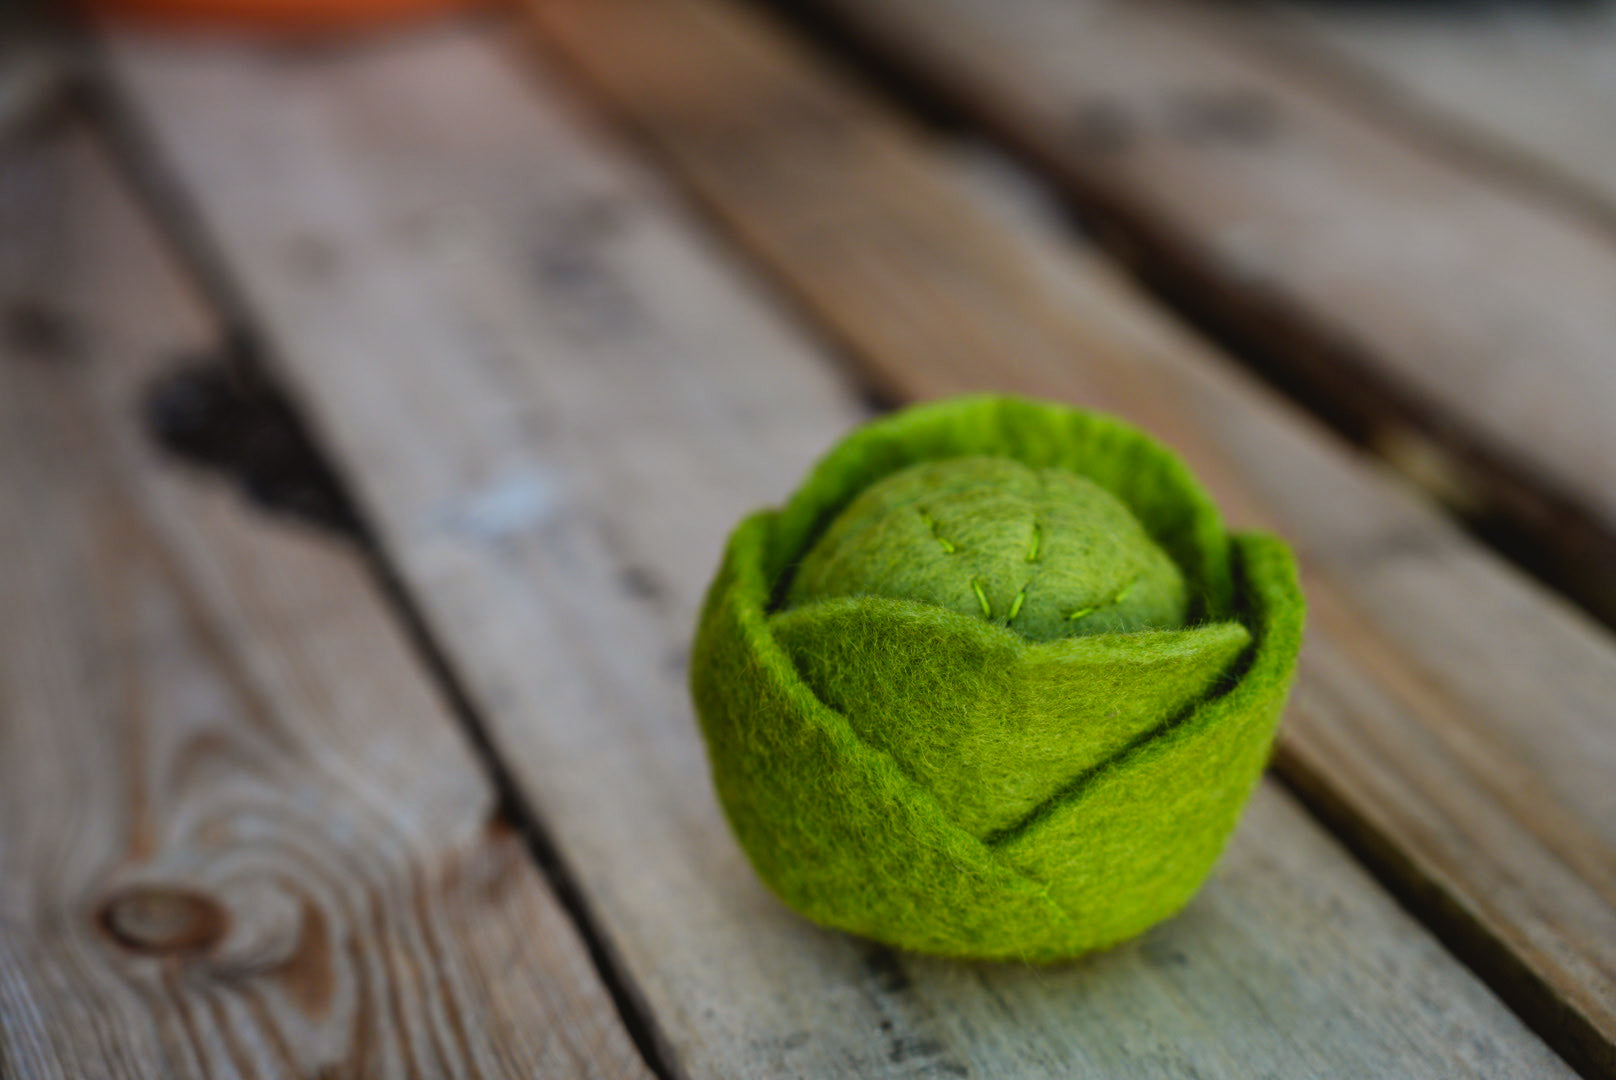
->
[3, 0, 1613, 1074]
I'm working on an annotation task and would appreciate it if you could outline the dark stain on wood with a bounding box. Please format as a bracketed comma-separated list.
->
[862, 945, 913, 995]
[142, 354, 361, 538]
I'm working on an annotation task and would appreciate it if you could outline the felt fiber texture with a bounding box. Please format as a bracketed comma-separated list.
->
[773, 599, 1250, 839]
[785, 457, 1188, 641]
[690, 395, 1305, 960]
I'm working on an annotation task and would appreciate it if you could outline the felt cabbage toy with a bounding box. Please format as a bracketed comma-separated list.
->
[691, 395, 1304, 960]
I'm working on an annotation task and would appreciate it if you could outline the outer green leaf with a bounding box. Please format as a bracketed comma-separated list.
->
[771, 597, 1251, 839]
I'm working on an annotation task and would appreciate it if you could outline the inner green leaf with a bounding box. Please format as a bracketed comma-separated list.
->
[784, 456, 1187, 640]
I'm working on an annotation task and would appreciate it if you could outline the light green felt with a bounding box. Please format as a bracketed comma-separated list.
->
[785, 457, 1187, 640]
[690, 395, 1305, 960]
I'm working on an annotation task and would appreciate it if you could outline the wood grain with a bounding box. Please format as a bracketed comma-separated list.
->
[0, 123, 649, 1080]
[525, 0, 1616, 1074]
[104, 18, 1580, 1078]
[770, 0, 1616, 623]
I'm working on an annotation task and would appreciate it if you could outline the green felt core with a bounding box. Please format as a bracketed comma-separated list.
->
[785, 456, 1187, 640]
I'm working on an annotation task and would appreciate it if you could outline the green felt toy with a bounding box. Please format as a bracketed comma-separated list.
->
[690, 395, 1305, 960]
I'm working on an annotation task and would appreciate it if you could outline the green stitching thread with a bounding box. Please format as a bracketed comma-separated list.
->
[971, 578, 992, 619]
[1068, 576, 1140, 622]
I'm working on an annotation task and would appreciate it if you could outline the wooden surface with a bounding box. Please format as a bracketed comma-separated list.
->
[0, 0, 1600, 1074]
[0, 124, 648, 1080]
[786, 0, 1616, 622]
[97, 12, 1593, 1080]
[1256, 0, 1616, 222]
[527, 0, 1616, 1073]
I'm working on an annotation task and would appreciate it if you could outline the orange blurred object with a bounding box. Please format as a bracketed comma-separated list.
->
[86, 0, 489, 32]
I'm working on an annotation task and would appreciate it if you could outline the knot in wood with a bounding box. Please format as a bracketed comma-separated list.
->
[100, 885, 228, 955]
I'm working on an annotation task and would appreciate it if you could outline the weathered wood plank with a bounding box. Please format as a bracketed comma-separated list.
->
[775, 0, 1616, 623]
[104, 17, 1581, 1079]
[0, 122, 649, 1080]
[1253, 0, 1616, 224]
[527, 0, 1616, 1073]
